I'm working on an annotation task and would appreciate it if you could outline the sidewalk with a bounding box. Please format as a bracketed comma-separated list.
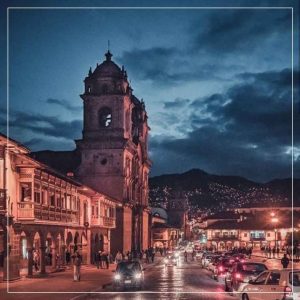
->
[250, 250, 300, 269]
[1, 256, 163, 300]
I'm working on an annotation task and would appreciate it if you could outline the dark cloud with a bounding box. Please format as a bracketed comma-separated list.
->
[192, 10, 291, 54]
[0, 110, 82, 141]
[163, 98, 190, 109]
[46, 98, 82, 112]
[150, 68, 300, 182]
[119, 47, 231, 86]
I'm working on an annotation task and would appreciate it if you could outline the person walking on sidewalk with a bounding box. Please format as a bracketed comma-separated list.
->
[281, 254, 289, 269]
[272, 247, 276, 258]
[66, 249, 71, 265]
[115, 251, 123, 264]
[73, 251, 82, 281]
[105, 253, 110, 269]
[33, 250, 39, 272]
[184, 250, 188, 263]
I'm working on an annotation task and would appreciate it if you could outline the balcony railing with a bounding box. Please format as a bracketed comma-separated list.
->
[250, 237, 265, 241]
[17, 202, 79, 224]
[0, 189, 6, 213]
[17, 202, 35, 220]
[211, 235, 238, 241]
[102, 216, 116, 228]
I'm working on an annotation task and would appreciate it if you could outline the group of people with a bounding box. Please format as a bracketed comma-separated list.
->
[113, 247, 156, 264]
[94, 251, 110, 269]
[263, 246, 281, 258]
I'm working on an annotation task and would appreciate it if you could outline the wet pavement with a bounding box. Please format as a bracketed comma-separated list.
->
[76, 258, 234, 300]
[2, 253, 299, 300]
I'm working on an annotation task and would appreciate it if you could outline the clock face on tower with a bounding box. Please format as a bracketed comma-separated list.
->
[98, 107, 112, 127]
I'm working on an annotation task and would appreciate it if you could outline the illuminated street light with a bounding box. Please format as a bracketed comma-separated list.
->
[271, 216, 279, 249]
[270, 212, 275, 217]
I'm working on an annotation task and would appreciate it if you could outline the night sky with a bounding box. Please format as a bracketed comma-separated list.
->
[0, 0, 299, 182]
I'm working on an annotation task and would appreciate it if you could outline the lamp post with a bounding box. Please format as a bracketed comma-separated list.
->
[271, 213, 279, 249]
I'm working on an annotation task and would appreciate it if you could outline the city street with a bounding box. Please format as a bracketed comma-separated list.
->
[2, 253, 298, 300]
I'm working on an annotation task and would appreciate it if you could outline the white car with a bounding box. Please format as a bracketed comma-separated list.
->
[239, 269, 300, 300]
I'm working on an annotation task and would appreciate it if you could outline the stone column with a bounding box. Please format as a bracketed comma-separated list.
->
[39, 245, 47, 275]
[61, 244, 66, 266]
[27, 247, 33, 277]
[3, 225, 21, 281]
[51, 246, 56, 270]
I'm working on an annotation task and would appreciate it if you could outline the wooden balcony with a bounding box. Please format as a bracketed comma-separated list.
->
[17, 202, 35, 220]
[102, 216, 116, 228]
[17, 202, 79, 224]
[0, 189, 6, 213]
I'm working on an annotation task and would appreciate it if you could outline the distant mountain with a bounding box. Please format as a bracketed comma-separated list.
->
[149, 169, 299, 216]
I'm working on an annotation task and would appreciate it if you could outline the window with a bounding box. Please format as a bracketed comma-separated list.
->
[244, 233, 247, 237]
[267, 233, 271, 237]
[34, 191, 40, 203]
[254, 271, 269, 284]
[20, 183, 31, 201]
[92, 206, 94, 216]
[98, 107, 112, 127]
[50, 194, 55, 206]
[266, 272, 281, 285]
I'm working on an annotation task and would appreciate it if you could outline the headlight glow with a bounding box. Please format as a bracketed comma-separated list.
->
[134, 272, 142, 279]
[114, 273, 121, 280]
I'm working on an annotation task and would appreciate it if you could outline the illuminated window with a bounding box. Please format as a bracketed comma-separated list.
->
[98, 107, 112, 127]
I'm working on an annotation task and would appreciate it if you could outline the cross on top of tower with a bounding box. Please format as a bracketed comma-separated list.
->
[105, 50, 113, 61]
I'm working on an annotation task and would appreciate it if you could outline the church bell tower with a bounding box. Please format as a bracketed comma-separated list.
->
[75, 50, 151, 254]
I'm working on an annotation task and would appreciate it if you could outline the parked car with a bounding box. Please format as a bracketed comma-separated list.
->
[113, 261, 145, 289]
[232, 253, 247, 262]
[225, 262, 268, 293]
[201, 253, 215, 269]
[207, 256, 222, 272]
[213, 258, 235, 282]
[239, 269, 300, 300]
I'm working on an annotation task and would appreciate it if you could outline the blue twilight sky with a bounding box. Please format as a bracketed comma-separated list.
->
[0, 0, 299, 182]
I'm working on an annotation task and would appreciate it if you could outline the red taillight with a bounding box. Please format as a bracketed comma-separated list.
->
[283, 286, 293, 299]
[235, 273, 242, 281]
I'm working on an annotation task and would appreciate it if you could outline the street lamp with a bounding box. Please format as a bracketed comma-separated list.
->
[271, 216, 279, 249]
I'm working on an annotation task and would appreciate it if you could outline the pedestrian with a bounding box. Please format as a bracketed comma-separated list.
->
[151, 250, 155, 263]
[56, 253, 62, 269]
[296, 247, 300, 262]
[248, 247, 252, 259]
[101, 251, 106, 268]
[33, 250, 39, 272]
[264, 246, 268, 258]
[105, 253, 109, 269]
[72, 251, 82, 281]
[66, 249, 71, 265]
[115, 251, 122, 264]
[184, 250, 188, 263]
[281, 254, 289, 269]
[95, 251, 100, 269]
[268, 246, 272, 258]
[272, 247, 276, 258]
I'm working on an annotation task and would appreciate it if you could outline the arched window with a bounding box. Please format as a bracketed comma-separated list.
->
[98, 107, 112, 128]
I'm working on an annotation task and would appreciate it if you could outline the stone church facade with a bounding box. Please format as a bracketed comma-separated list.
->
[75, 50, 151, 254]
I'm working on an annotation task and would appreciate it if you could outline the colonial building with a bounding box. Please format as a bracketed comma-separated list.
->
[150, 207, 181, 249]
[0, 134, 117, 280]
[196, 208, 298, 250]
[31, 50, 151, 255]
[167, 191, 190, 240]
[76, 50, 151, 254]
